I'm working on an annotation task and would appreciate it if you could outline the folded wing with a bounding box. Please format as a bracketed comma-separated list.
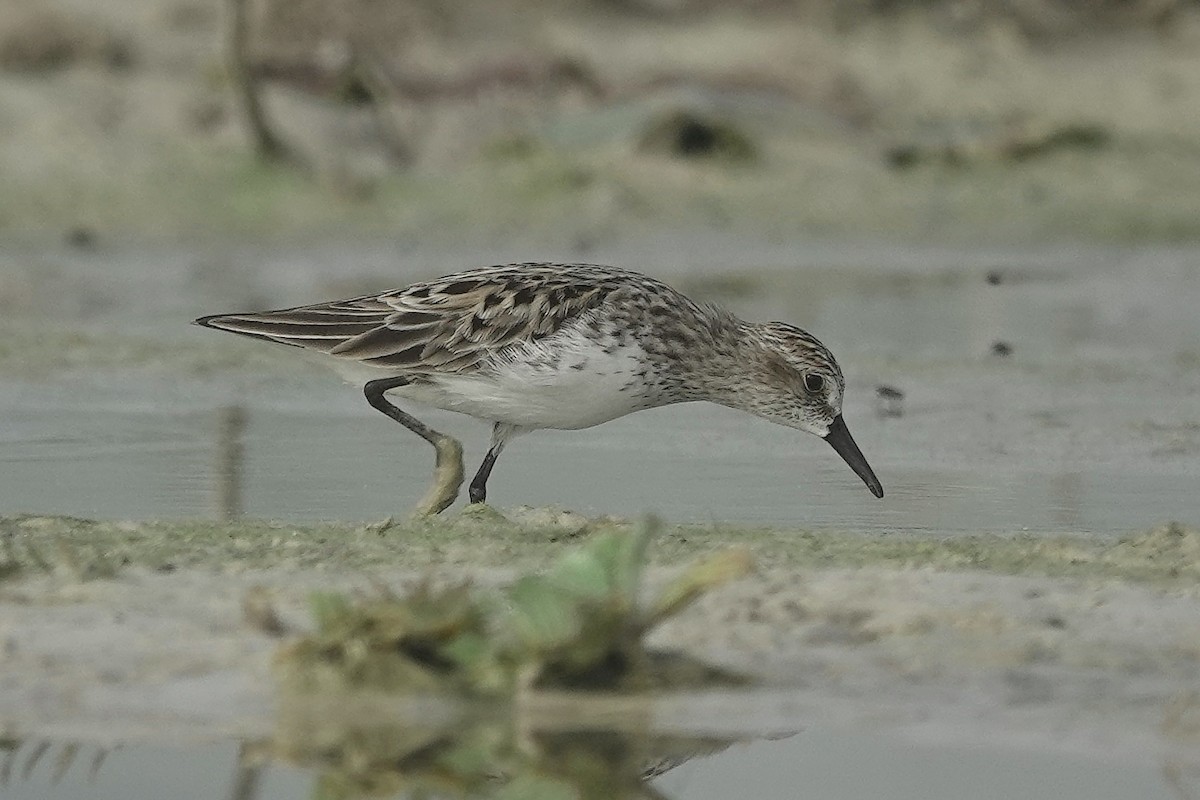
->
[195, 265, 616, 375]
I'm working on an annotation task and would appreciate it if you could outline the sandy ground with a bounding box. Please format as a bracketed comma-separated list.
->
[1, 515, 1198, 768]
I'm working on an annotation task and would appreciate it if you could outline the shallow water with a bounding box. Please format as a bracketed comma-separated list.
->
[2, 238, 1197, 532]
[1, 727, 1188, 800]
[4, 396, 1197, 533]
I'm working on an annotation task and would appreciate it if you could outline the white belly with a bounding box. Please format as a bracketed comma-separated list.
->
[389, 337, 651, 430]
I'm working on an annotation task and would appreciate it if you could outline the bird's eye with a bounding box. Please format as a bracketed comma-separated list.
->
[803, 373, 825, 393]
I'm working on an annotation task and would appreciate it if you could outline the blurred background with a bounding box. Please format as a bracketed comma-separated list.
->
[1, 0, 1198, 527]
[3, 0, 1200, 242]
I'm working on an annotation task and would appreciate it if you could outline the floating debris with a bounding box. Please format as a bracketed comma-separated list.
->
[64, 226, 97, 250]
[990, 341, 1013, 357]
[874, 385, 905, 418]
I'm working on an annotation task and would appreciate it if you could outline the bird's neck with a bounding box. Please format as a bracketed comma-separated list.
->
[655, 312, 768, 408]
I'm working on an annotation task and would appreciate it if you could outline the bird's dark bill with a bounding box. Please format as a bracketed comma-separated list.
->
[823, 415, 884, 498]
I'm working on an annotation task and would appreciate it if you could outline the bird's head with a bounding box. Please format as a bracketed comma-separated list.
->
[734, 321, 884, 498]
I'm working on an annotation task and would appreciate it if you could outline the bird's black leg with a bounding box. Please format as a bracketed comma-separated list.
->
[468, 447, 500, 503]
[364, 377, 438, 443]
[468, 422, 519, 504]
[364, 377, 464, 515]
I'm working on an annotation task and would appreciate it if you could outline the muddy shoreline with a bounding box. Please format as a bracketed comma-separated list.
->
[2, 514, 1198, 765]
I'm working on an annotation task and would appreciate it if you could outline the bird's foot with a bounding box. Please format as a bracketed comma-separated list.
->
[411, 435, 465, 517]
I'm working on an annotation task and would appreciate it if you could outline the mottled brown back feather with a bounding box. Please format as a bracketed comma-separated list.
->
[194, 263, 642, 373]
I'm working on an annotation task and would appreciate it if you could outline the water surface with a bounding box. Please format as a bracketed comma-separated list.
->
[1, 239, 1197, 532]
[2, 727, 1188, 800]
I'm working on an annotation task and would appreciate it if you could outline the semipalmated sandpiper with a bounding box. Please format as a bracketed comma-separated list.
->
[196, 263, 883, 514]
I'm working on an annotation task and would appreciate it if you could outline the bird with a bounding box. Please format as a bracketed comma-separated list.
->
[195, 263, 883, 515]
